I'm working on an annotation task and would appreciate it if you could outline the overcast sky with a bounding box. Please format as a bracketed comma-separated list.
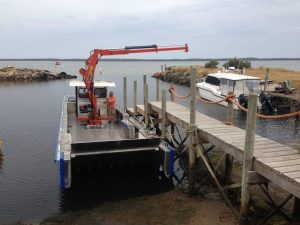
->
[0, 0, 299, 59]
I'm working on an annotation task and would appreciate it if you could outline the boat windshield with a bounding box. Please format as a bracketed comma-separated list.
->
[243, 80, 260, 94]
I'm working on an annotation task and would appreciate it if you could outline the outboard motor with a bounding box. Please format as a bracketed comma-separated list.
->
[259, 92, 276, 113]
[238, 94, 248, 109]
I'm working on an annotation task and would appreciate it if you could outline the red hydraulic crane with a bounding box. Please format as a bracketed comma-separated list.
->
[79, 44, 188, 126]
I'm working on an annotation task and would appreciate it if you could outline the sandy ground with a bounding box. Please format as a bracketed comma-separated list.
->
[41, 190, 237, 225]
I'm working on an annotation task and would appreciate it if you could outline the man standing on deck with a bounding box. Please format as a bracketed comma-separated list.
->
[106, 91, 117, 122]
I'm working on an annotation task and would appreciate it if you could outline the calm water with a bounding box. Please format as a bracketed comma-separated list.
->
[0, 60, 299, 224]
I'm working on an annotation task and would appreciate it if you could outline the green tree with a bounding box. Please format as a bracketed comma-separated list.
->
[204, 59, 219, 68]
[223, 57, 251, 69]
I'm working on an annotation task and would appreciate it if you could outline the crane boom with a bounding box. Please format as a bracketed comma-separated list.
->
[79, 44, 188, 126]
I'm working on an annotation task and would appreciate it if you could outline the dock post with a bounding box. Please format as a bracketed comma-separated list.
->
[226, 91, 234, 124]
[242, 67, 246, 75]
[297, 92, 300, 118]
[161, 65, 164, 73]
[164, 64, 167, 71]
[188, 67, 197, 195]
[161, 90, 167, 139]
[225, 91, 234, 184]
[156, 78, 160, 101]
[170, 86, 175, 102]
[144, 83, 149, 128]
[169, 82, 175, 136]
[123, 77, 127, 111]
[134, 80, 137, 115]
[264, 68, 269, 92]
[240, 94, 258, 224]
[143, 74, 147, 97]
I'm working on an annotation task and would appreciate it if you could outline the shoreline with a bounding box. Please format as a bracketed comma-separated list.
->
[0, 67, 76, 81]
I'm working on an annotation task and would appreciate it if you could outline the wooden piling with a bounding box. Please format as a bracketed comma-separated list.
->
[134, 80, 137, 115]
[123, 77, 127, 111]
[144, 83, 149, 128]
[297, 92, 300, 118]
[225, 91, 234, 184]
[161, 90, 167, 139]
[242, 67, 246, 75]
[227, 91, 234, 124]
[188, 67, 197, 195]
[164, 64, 167, 71]
[170, 86, 175, 102]
[161, 65, 164, 73]
[190, 68, 197, 126]
[143, 74, 147, 98]
[240, 94, 258, 224]
[264, 68, 269, 92]
[156, 79, 160, 101]
[169, 80, 175, 135]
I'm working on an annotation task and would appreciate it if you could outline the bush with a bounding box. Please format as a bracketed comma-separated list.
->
[204, 60, 219, 68]
[223, 57, 251, 69]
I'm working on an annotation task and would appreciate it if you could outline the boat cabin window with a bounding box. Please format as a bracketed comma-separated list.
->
[78, 88, 89, 98]
[243, 80, 260, 94]
[94, 88, 107, 98]
[234, 80, 244, 96]
[78, 87, 107, 98]
[220, 79, 234, 95]
[206, 76, 220, 86]
[221, 79, 261, 97]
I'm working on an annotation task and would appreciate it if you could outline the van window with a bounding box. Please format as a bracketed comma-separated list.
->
[206, 76, 220, 86]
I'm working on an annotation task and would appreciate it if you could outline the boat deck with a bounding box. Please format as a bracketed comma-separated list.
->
[129, 101, 300, 198]
[67, 113, 161, 156]
[68, 113, 130, 144]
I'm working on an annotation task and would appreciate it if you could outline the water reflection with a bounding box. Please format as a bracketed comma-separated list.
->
[59, 164, 173, 213]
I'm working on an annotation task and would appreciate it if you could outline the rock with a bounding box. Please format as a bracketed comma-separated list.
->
[151, 66, 209, 87]
[0, 67, 77, 81]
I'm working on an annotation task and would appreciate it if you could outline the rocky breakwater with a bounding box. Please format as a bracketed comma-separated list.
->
[0, 67, 77, 81]
[152, 66, 217, 87]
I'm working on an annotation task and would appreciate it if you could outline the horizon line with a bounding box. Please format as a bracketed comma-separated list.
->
[0, 57, 300, 61]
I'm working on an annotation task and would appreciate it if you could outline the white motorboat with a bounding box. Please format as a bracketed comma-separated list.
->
[196, 72, 262, 110]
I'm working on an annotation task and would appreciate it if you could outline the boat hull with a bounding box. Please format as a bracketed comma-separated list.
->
[197, 85, 240, 110]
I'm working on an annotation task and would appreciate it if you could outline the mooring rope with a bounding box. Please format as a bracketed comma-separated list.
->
[169, 85, 300, 120]
[169, 85, 191, 99]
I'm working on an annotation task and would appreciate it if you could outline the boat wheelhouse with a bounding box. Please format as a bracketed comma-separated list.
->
[196, 72, 262, 110]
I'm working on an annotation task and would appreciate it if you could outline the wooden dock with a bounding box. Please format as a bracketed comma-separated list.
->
[124, 71, 300, 224]
[129, 101, 300, 198]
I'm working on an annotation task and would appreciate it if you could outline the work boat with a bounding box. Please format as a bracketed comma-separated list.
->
[196, 72, 263, 110]
[55, 44, 188, 189]
[55, 80, 168, 188]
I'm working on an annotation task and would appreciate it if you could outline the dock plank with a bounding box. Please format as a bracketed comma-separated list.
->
[285, 171, 300, 179]
[260, 154, 300, 163]
[266, 159, 300, 168]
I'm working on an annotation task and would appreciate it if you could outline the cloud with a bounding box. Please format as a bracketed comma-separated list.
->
[0, 0, 299, 58]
